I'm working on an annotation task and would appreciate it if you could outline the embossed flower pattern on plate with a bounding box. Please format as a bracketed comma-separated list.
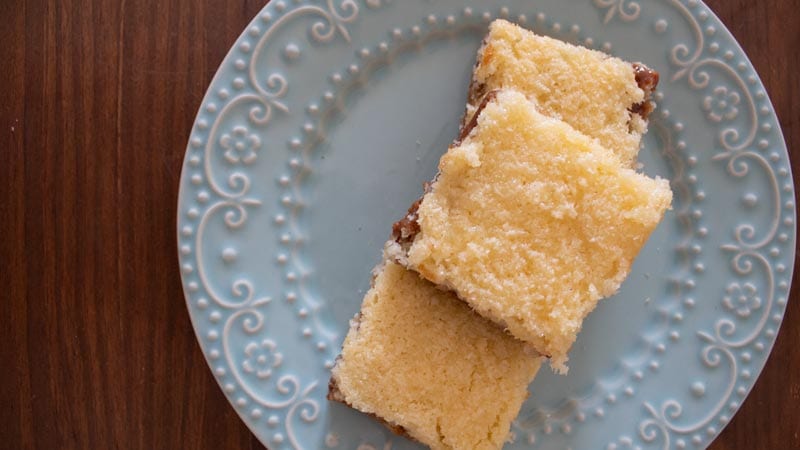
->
[222, 126, 262, 165]
[723, 282, 761, 318]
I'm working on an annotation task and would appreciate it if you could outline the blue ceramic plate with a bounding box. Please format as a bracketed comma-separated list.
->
[177, 1, 795, 448]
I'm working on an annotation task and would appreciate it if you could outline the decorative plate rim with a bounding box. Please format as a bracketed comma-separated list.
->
[176, 1, 796, 449]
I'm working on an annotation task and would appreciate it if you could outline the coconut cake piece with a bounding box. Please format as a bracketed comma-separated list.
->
[390, 90, 672, 373]
[465, 19, 659, 166]
[329, 260, 542, 450]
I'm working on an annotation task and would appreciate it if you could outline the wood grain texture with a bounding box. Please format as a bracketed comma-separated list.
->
[0, 0, 796, 449]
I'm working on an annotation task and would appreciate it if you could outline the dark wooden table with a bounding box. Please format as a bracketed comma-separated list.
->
[1, 0, 797, 448]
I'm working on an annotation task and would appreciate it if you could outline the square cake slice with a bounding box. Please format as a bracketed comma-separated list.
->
[329, 260, 542, 450]
[465, 19, 659, 166]
[390, 90, 672, 372]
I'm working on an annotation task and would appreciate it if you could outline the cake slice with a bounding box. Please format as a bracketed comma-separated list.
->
[329, 260, 542, 450]
[465, 19, 659, 166]
[389, 90, 672, 372]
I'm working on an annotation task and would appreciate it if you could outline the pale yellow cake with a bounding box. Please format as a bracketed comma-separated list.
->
[329, 260, 542, 450]
[466, 19, 659, 166]
[391, 90, 672, 372]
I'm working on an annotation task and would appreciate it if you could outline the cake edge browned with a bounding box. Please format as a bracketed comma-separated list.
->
[327, 373, 417, 441]
[459, 28, 660, 132]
